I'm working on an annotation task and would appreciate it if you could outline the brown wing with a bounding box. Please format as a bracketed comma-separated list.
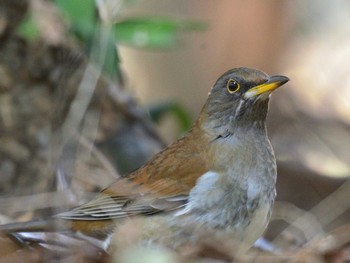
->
[57, 126, 210, 221]
[122, 134, 209, 196]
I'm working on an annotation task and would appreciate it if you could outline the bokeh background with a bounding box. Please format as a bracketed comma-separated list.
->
[1, 0, 350, 262]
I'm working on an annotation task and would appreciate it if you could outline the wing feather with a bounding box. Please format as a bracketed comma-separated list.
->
[57, 128, 210, 221]
[56, 193, 189, 220]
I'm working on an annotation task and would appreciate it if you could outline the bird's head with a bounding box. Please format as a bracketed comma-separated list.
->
[201, 67, 289, 137]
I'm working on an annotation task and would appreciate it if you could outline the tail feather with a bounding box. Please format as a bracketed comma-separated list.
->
[0, 219, 70, 233]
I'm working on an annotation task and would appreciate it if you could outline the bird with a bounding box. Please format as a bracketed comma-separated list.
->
[29, 67, 290, 253]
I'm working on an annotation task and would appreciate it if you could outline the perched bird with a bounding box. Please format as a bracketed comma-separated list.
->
[56, 67, 289, 251]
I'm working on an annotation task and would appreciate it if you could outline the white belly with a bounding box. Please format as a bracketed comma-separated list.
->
[175, 170, 274, 249]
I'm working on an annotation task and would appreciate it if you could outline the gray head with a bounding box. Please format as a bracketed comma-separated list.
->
[201, 67, 289, 136]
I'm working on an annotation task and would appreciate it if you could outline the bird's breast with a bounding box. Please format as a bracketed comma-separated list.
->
[174, 131, 276, 245]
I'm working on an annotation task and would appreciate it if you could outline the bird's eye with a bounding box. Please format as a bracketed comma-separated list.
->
[226, 79, 240, 94]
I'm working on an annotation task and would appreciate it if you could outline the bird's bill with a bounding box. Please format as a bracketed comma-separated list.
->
[244, 75, 289, 99]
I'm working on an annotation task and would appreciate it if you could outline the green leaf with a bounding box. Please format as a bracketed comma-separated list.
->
[102, 35, 120, 78]
[17, 15, 40, 40]
[114, 17, 206, 48]
[91, 27, 120, 79]
[54, 0, 120, 78]
[149, 102, 192, 133]
[54, 0, 96, 40]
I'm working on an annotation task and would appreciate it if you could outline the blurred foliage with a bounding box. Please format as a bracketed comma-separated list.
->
[55, 0, 96, 41]
[17, 0, 205, 78]
[16, 0, 200, 135]
[17, 15, 40, 40]
[115, 18, 206, 48]
[149, 102, 192, 134]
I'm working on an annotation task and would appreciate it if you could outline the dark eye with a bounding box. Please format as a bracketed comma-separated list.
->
[226, 79, 240, 94]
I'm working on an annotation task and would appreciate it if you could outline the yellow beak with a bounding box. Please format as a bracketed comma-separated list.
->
[244, 75, 289, 98]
